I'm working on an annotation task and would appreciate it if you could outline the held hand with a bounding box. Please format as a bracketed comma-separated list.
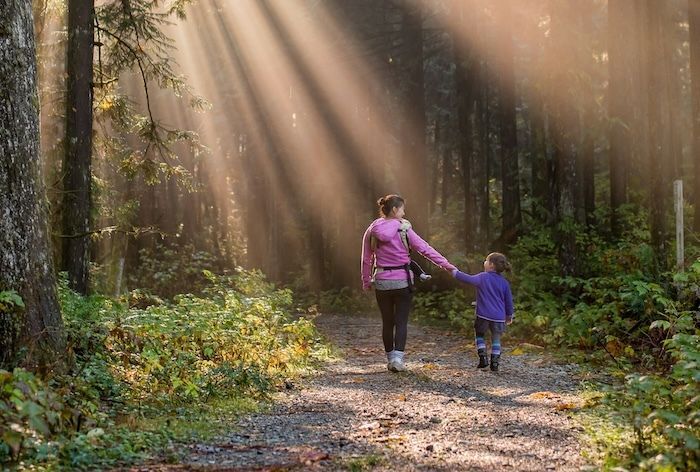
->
[506, 317, 513, 325]
[451, 268, 459, 277]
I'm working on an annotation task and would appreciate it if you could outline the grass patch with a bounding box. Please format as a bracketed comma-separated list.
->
[338, 453, 386, 471]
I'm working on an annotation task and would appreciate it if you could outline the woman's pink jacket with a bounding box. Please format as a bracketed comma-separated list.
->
[361, 218, 456, 290]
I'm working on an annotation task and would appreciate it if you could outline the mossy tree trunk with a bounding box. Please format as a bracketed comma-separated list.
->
[0, 0, 65, 370]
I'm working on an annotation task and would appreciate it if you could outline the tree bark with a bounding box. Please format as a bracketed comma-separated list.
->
[548, 0, 579, 276]
[430, 119, 440, 216]
[398, 1, 428, 235]
[62, 0, 94, 294]
[690, 0, 700, 232]
[579, 1, 596, 226]
[477, 60, 492, 246]
[608, 0, 634, 236]
[645, 0, 670, 269]
[441, 124, 451, 216]
[494, 1, 521, 243]
[530, 95, 551, 219]
[0, 0, 65, 369]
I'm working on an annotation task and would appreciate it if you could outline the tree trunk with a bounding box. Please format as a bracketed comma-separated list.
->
[430, 119, 440, 216]
[690, 0, 700, 231]
[62, 0, 94, 294]
[608, 0, 634, 236]
[548, 0, 579, 276]
[454, 0, 477, 253]
[645, 0, 670, 269]
[579, 1, 596, 226]
[630, 0, 651, 194]
[494, 1, 521, 243]
[581, 105, 596, 227]
[0, 0, 65, 370]
[530, 96, 550, 218]
[399, 2, 428, 235]
[441, 127, 451, 216]
[477, 61, 492, 246]
[662, 4, 683, 183]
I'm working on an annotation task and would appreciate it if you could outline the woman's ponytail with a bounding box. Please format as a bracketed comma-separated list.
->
[377, 194, 405, 217]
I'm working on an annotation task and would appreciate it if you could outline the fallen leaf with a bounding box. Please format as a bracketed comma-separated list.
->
[341, 377, 366, 384]
[519, 342, 545, 351]
[530, 391, 558, 399]
[299, 449, 329, 464]
[555, 402, 579, 411]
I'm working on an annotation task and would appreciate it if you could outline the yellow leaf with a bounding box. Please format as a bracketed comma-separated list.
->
[341, 377, 366, 384]
[530, 391, 558, 399]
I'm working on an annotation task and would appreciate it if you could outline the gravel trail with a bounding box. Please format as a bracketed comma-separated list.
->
[147, 313, 590, 471]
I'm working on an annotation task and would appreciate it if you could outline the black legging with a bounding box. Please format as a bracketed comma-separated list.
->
[375, 288, 413, 352]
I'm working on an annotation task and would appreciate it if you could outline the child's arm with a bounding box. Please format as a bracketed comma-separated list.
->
[505, 284, 514, 324]
[452, 270, 484, 287]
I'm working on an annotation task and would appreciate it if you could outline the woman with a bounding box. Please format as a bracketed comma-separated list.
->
[361, 194, 456, 372]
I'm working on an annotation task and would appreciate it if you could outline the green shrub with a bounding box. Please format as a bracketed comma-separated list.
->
[127, 244, 221, 298]
[1, 268, 326, 470]
[0, 290, 25, 368]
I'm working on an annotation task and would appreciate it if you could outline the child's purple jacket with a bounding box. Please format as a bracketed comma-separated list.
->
[453, 270, 514, 322]
[361, 218, 456, 290]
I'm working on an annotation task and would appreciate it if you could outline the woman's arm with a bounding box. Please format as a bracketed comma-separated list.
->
[407, 229, 456, 271]
[360, 225, 375, 290]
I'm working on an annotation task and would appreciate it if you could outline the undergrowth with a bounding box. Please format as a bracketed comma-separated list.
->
[0, 269, 328, 470]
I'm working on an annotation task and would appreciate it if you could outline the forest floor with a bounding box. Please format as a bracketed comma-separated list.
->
[135, 313, 593, 471]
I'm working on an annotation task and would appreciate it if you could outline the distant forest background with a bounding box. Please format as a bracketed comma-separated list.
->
[30, 0, 700, 297]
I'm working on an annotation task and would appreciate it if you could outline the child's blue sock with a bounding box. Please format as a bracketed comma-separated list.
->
[492, 342, 501, 356]
[475, 336, 486, 353]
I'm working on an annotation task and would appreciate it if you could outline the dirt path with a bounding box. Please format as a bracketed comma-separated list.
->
[156, 313, 590, 471]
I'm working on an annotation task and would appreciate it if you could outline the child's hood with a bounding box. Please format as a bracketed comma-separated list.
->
[370, 218, 402, 242]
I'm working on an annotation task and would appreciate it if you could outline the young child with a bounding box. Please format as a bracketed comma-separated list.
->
[452, 252, 514, 372]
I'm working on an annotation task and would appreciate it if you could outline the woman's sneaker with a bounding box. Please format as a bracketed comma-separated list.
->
[388, 351, 406, 372]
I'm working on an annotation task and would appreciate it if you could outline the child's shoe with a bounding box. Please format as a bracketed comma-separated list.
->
[387, 350, 396, 372]
[477, 349, 489, 369]
[490, 354, 500, 372]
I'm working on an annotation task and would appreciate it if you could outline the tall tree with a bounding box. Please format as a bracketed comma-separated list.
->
[578, 0, 597, 226]
[548, 0, 579, 276]
[494, 0, 521, 243]
[0, 0, 65, 369]
[398, 1, 429, 235]
[645, 0, 670, 268]
[608, 0, 634, 236]
[453, 0, 478, 253]
[689, 0, 700, 232]
[62, 0, 94, 294]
